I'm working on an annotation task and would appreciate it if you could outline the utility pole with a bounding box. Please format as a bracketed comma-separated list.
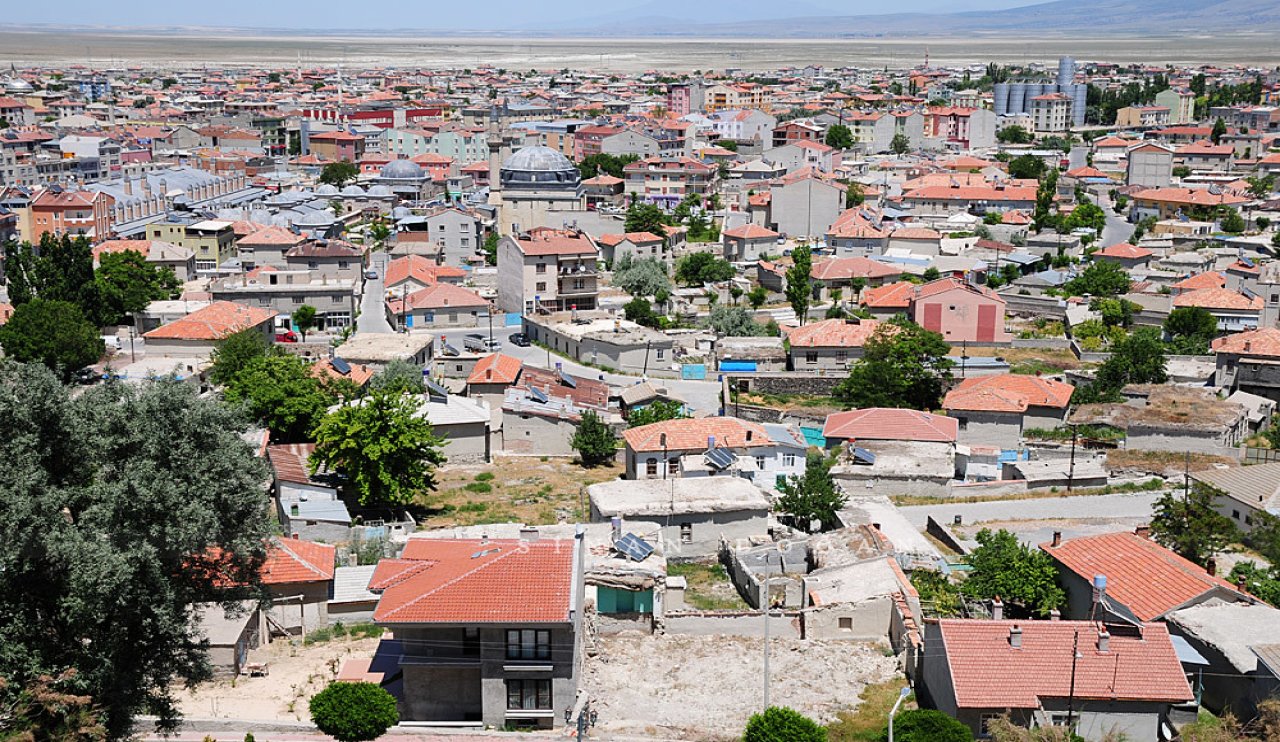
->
[762, 572, 770, 711]
[1067, 424, 1078, 493]
[1066, 629, 1080, 733]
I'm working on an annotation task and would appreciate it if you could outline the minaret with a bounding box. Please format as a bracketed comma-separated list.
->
[486, 103, 504, 211]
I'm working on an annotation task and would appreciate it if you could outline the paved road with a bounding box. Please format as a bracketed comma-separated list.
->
[498, 341, 724, 414]
[1099, 195, 1135, 247]
[896, 491, 1162, 530]
[357, 252, 393, 334]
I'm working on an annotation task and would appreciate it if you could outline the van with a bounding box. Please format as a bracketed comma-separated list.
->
[100, 335, 122, 352]
[464, 333, 501, 352]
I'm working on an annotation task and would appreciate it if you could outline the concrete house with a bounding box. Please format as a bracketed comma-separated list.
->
[943, 374, 1074, 449]
[500, 366, 611, 457]
[620, 416, 806, 492]
[496, 228, 599, 314]
[1068, 385, 1248, 455]
[268, 443, 351, 544]
[1173, 287, 1263, 332]
[767, 169, 844, 239]
[387, 283, 491, 331]
[261, 537, 337, 636]
[1212, 328, 1280, 399]
[1166, 602, 1280, 722]
[588, 478, 771, 559]
[809, 257, 901, 301]
[784, 318, 884, 372]
[823, 408, 961, 495]
[721, 223, 779, 263]
[236, 225, 306, 270]
[142, 300, 277, 360]
[597, 231, 667, 266]
[921, 618, 1192, 742]
[909, 278, 1012, 344]
[384, 255, 467, 294]
[1191, 461, 1280, 533]
[284, 238, 364, 283]
[1125, 143, 1175, 188]
[370, 535, 584, 729]
[1092, 242, 1153, 271]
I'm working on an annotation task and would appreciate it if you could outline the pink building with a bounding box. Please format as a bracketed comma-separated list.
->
[909, 278, 1011, 344]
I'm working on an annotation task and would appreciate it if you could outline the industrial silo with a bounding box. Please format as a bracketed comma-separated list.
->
[1073, 83, 1088, 126]
[993, 83, 1010, 116]
[1008, 83, 1027, 115]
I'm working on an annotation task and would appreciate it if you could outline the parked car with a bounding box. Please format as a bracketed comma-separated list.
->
[365, 268, 379, 279]
[508, 332, 531, 347]
[100, 335, 122, 351]
[274, 331, 299, 343]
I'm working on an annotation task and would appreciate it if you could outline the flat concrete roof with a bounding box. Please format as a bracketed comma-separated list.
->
[588, 478, 772, 518]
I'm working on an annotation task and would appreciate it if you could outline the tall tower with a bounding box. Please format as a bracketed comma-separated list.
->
[486, 103, 506, 214]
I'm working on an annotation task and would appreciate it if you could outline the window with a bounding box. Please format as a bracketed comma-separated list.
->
[956, 417, 968, 431]
[292, 296, 304, 304]
[838, 617, 853, 631]
[669, 456, 680, 472]
[338, 261, 349, 269]
[680, 523, 693, 544]
[782, 454, 796, 467]
[646, 458, 659, 477]
[836, 350, 847, 363]
[980, 714, 1001, 737]
[463, 627, 480, 656]
[1233, 509, 1241, 520]
[308, 260, 318, 269]
[505, 629, 551, 660]
[536, 282, 546, 292]
[805, 351, 818, 364]
[755, 455, 766, 470]
[506, 679, 551, 711]
[656, 348, 665, 360]
[536, 263, 547, 274]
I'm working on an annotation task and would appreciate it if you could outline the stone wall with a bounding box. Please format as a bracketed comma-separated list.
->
[664, 610, 801, 638]
[925, 515, 972, 555]
[728, 373, 846, 397]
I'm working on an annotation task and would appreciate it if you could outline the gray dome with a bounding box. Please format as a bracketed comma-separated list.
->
[340, 184, 366, 197]
[380, 159, 424, 180]
[315, 183, 340, 196]
[293, 209, 337, 226]
[391, 206, 413, 219]
[367, 185, 393, 197]
[503, 145, 575, 173]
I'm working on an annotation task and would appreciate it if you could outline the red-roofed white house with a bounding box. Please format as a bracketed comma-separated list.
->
[496, 229, 599, 314]
[596, 231, 667, 265]
[370, 535, 584, 728]
[921, 618, 1193, 740]
[1092, 242, 1153, 270]
[784, 317, 884, 371]
[1212, 327, 1280, 396]
[386, 283, 491, 330]
[621, 416, 806, 490]
[822, 408, 961, 488]
[261, 537, 337, 635]
[722, 223, 780, 262]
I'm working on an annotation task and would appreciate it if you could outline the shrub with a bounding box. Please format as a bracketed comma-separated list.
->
[880, 709, 973, 742]
[474, 472, 495, 482]
[743, 706, 826, 742]
[309, 681, 399, 742]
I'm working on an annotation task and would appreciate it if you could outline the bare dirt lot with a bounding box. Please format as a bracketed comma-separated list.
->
[418, 456, 622, 529]
[582, 632, 899, 740]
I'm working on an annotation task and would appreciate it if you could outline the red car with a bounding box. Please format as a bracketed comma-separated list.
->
[274, 331, 298, 343]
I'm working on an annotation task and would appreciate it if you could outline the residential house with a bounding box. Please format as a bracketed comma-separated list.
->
[909, 278, 1012, 344]
[30, 188, 113, 241]
[310, 357, 376, 391]
[1040, 529, 1255, 625]
[1129, 187, 1248, 221]
[622, 157, 714, 207]
[285, 239, 364, 283]
[385, 255, 466, 294]
[521, 312, 674, 377]
[1166, 601, 1280, 722]
[93, 238, 197, 281]
[721, 223, 779, 263]
[943, 374, 1074, 449]
[404, 388, 491, 463]
[466, 353, 525, 401]
[784, 318, 883, 372]
[1176, 140, 1235, 171]
[1092, 242, 1153, 270]
[825, 208, 890, 257]
[369, 535, 584, 728]
[898, 182, 1037, 220]
[308, 130, 366, 162]
[1125, 143, 1175, 188]
[1172, 288, 1263, 332]
[1070, 385, 1248, 455]
[142, 300, 276, 359]
[261, 537, 337, 636]
[210, 268, 357, 330]
[387, 283, 491, 331]
[1212, 327, 1280, 401]
[1030, 93, 1073, 133]
[921, 618, 1192, 742]
[500, 365, 611, 456]
[809, 256, 901, 301]
[496, 228, 599, 314]
[147, 218, 237, 273]
[860, 281, 915, 318]
[823, 408, 960, 495]
[236, 225, 306, 270]
[620, 416, 806, 492]
[1191, 461, 1280, 533]
[768, 169, 844, 239]
[1154, 88, 1196, 125]
[763, 140, 839, 173]
[268, 443, 350, 544]
[395, 208, 487, 267]
[334, 332, 434, 370]
[596, 232, 667, 266]
[588, 478, 771, 559]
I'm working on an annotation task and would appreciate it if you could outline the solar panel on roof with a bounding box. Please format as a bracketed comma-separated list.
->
[442, 343, 460, 356]
[704, 447, 737, 471]
[330, 357, 352, 375]
[425, 378, 449, 401]
[1242, 258, 1257, 268]
[558, 369, 578, 388]
[529, 387, 549, 403]
[615, 533, 654, 562]
[851, 446, 877, 465]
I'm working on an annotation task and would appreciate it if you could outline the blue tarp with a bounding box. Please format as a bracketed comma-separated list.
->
[720, 360, 758, 373]
[681, 364, 707, 380]
[800, 426, 826, 448]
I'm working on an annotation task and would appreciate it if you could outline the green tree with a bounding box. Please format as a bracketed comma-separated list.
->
[846, 181, 865, 208]
[1149, 483, 1238, 567]
[964, 528, 1065, 617]
[482, 231, 499, 266]
[743, 706, 826, 742]
[1033, 169, 1059, 233]
[223, 354, 335, 442]
[675, 251, 735, 286]
[627, 399, 687, 428]
[880, 709, 973, 742]
[1211, 117, 1228, 145]
[623, 296, 661, 328]
[1229, 561, 1280, 607]
[785, 243, 813, 326]
[319, 160, 359, 186]
[1, 670, 107, 741]
[996, 125, 1033, 144]
[0, 300, 103, 381]
[577, 153, 638, 179]
[833, 319, 953, 411]
[95, 250, 180, 325]
[748, 285, 768, 310]
[1220, 208, 1246, 234]
[0, 364, 271, 737]
[367, 220, 391, 251]
[612, 254, 672, 297]
[311, 389, 447, 506]
[292, 304, 318, 341]
[369, 358, 425, 395]
[309, 682, 400, 742]
[890, 132, 910, 156]
[705, 305, 766, 336]
[777, 452, 846, 533]
[1063, 259, 1131, 297]
[1007, 154, 1046, 180]
[922, 266, 941, 281]
[1063, 200, 1107, 236]
[209, 328, 273, 386]
[571, 410, 617, 467]
[3, 233, 101, 322]
[1093, 326, 1168, 390]
[825, 124, 853, 149]
[1246, 174, 1276, 200]
[624, 201, 669, 236]
[1164, 306, 1218, 353]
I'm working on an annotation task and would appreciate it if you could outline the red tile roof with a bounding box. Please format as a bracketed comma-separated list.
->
[142, 301, 276, 341]
[372, 539, 576, 624]
[723, 223, 779, 240]
[944, 374, 1074, 413]
[517, 365, 610, 410]
[1133, 187, 1248, 207]
[1173, 287, 1263, 311]
[387, 283, 489, 313]
[1212, 327, 1280, 358]
[903, 183, 1037, 203]
[262, 537, 336, 585]
[823, 408, 957, 443]
[784, 317, 884, 349]
[510, 229, 598, 257]
[861, 281, 915, 309]
[596, 231, 663, 247]
[467, 353, 524, 385]
[623, 416, 768, 452]
[1171, 271, 1226, 291]
[810, 257, 900, 282]
[937, 619, 1193, 708]
[311, 357, 376, 387]
[1094, 242, 1152, 260]
[236, 225, 304, 246]
[267, 443, 322, 486]
[1041, 531, 1250, 621]
[384, 255, 466, 287]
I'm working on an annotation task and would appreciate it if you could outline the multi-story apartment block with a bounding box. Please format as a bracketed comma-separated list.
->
[496, 228, 599, 315]
[622, 156, 715, 207]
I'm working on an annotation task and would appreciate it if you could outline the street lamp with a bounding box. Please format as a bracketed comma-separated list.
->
[887, 686, 911, 742]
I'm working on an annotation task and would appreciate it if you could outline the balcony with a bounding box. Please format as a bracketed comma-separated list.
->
[557, 263, 598, 277]
[558, 279, 598, 297]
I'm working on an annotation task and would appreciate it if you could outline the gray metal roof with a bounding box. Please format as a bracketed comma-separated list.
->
[330, 565, 379, 606]
[1191, 462, 1280, 510]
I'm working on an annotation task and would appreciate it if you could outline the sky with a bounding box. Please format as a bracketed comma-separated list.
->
[2, 0, 1037, 31]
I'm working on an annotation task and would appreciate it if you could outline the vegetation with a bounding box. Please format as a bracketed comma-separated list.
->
[1219, 208, 1246, 234]
[663, 561, 748, 610]
[1229, 561, 1280, 607]
[0, 300, 103, 381]
[482, 231, 499, 266]
[624, 201, 669, 236]
[833, 319, 953, 411]
[744, 706, 827, 742]
[1061, 200, 1107, 236]
[785, 243, 814, 326]
[964, 528, 1065, 617]
[890, 132, 910, 156]
[1033, 170, 1059, 232]
[911, 570, 963, 617]
[612, 254, 672, 297]
[996, 125, 1033, 144]
[1007, 154, 1046, 180]
[318, 160, 359, 187]
[704, 305, 768, 337]
[577, 152, 639, 179]
[0, 363, 271, 737]
[292, 304, 318, 341]
[95, 249, 180, 325]
[210, 328, 273, 386]
[368, 358, 425, 395]
[1078, 327, 1169, 403]
[1164, 306, 1218, 354]
[1148, 483, 1238, 568]
[675, 251, 735, 286]
[777, 452, 846, 533]
[748, 285, 769, 310]
[223, 354, 336, 442]
[309, 682, 400, 742]
[627, 399, 687, 428]
[1063, 259, 1131, 297]
[881, 710, 973, 742]
[825, 124, 854, 150]
[311, 389, 447, 505]
[845, 182, 865, 208]
[0, 670, 107, 741]
[571, 410, 617, 467]
[623, 297, 662, 328]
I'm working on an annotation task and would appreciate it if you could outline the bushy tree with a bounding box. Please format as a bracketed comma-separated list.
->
[890, 132, 910, 155]
[0, 300, 103, 381]
[482, 231, 499, 266]
[881, 709, 973, 742]
[1164, 306, 1218, 354]
[1033, 170, 1059, 232]
[0, 363, 271, 737]
[292, 304, 318, 341]
[223, 354, 335, 442]
[777, 452, 846, 533]
[1063, 200, 1107, 236]
[748, 285, 768, 310]
[1211, 117, 1227, 145]
[846, 182, 865, 208]
[704, 305, 766, 336]
[311, 389, 446, 505]
[825, 124, 853, 149]
[675, 251, 735, 286]
[369, 358, 425, 395]
[319, 160, 358, 186]
[577, 152, 639, 179]
[95, 250, 180, 325]
[743, 706, 826, 742]
[1007, 154, 1046, 180]
[4, 233, 101, 322]
[1149, 483, 1238, 567]
[785, 243, 813, 326]
[209, 329, 273, 386]
[833, 320, 953, 411]
[623, 296, 661, 328]
[624, 201, 669, 236]
[996, 125, 1033, 144]
[964, 528, 1065, 617]
[1220, 208, 1246, 234]
[309, 682, 399, 742]
[1063, 259, 1131, 297]
[612, 254, 672, 297]
[1229, 561, 1280, 607]
[626, 399, 687, 428]
[1093, 326, 1168, 389]
[571, 410, 616, 467]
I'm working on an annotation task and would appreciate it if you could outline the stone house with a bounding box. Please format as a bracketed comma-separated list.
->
[587, 478, 771, 559]
[942, 374, 1074, 450]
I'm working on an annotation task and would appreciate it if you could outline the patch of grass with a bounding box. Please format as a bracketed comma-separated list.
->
[1025, 424, 1124, 442]
[420, 456, 620, 528]
[667, 561, 749, 611]
[303, 621, 383, 646]
[464, 481, 493, 494]
[1107, 448, 1237, 476]
[889, 478, 1167, 507]
[474, 471, 495, 482]
[457, 501, 488, 513]
[827, 679, 915, 742]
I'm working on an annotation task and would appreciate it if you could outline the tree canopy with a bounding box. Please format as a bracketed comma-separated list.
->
[785, 243, 813, 326]
[626, 399, 687, 428]
[4, 233, 102, 323]
[0, 363, 271, 738]
[675, 251, 735, 286]
[95, 250, 180, 325]
[880, 709, 973, 742]
[623, 296, 662, 328]
[577, 153, 639, 179]
[1164, 306, 1218, 354]
[1063, 259, 1131, 297]
[777, 452, 846, 533]
[612, 254, 672, 297]
[1149, 483, 1238, 567]
[743, 706, 827, 742]
[310, 389, 446, 506]
[571, 410, 617, 467]
[309, 682, 400, 742]
[209, 328, 273, 386]
[996, 125, 1033, 144]
[0, 299, 103, 381]
[824, 124, 853, 150]
[292, 304, 318, 341]
[222, 354, 335, 442]
[624, 201, 669, 236]
[964, 528, 1065, 617]
[890, 132, 910, 155]
[1007, 154, 1046, 181]
[704, 305, 768, 337]
[833, 320, 953, 411]
[319, 160, 359, 186]
[368, 358, 425, 395]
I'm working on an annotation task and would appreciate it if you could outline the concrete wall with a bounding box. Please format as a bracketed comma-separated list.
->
[266, 580, 331, 635]
[501, 411, 578, 456]
[664, 610, 800, 637]
[659, 510, 771, 560]
[727, 373, 846, 398]
[802, 598, 895, 641]
[951, 410, 1022, 449]
[439, 421, 490, 463]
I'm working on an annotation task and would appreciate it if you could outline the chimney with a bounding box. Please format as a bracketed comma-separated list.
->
[1134, 525, 1151, 539]
[1246, 341, 1253, 352]
[291, 532, 299, 540]
[1049, 609, 1061, 621]
[746, 429, 753, 442]
[1051, 531, 1062, 547]
[1008, 624, 1022, 649]
[1237, 576, 1248, 592]
[1097, 630, 1111, 653]
[1206, 557, 1217, 576]
[485, 368, 492, 380]
[991, 597, 1003, 621]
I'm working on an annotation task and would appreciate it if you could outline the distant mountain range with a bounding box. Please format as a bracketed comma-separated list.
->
[555, 0, 1280, 36]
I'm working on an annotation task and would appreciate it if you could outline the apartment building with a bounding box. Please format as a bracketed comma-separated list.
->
[496, 228, 599, 314]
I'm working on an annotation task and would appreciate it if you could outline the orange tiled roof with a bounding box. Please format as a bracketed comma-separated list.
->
[944, 374, 1074, 413]
[784, 317, 884, 348]
[623, 416, 768, 452]
[467, 353, 524, 385]
[723, 223, 779, 239]
[310, 357, 376, 387]
[262, 537, 336, 585]
[1171, 271, 1226, 291]
[1172, 287, 1263, 311]
[1094, 242, 1152, 260]
[387, 283, 488, 313]
[861, 281, 915, 308]
[142, 301, 276, 341]
[385, 255, 466, 287]
[823, 408, 957, 442]
[810, 257, 899, 282]
[1212, 327, 1280, 357]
